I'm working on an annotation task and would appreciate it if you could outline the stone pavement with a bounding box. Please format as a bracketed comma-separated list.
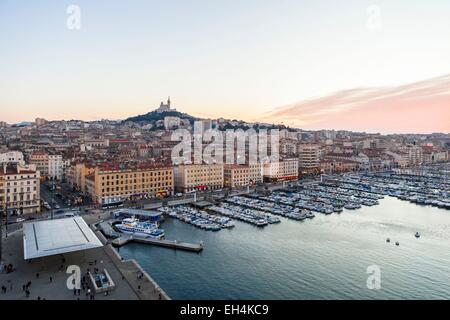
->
[0, 213, 170, 300]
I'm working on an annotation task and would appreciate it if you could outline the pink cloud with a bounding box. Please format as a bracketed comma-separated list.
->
[262, 74, 450, 133]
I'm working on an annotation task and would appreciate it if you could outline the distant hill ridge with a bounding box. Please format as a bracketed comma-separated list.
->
[123, 97, 291, 131]
[124, 97, 198, 124]
[124, 109, 198, 124]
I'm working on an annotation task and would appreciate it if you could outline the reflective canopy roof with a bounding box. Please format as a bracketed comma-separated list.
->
[23, 217, 103, 260]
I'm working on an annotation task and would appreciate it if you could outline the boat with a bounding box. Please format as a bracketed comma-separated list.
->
[256, 219, 269, 227]
[306, 212, 315, 219]
[386, 238, 390, 243]
[415, 232, 420, 238]
[115, 216, 165, 239]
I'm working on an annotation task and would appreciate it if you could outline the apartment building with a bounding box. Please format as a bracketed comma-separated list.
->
[224, 165, 249, 188]
[29, 152, 64, 180]
[68, 162, 96, 193]
[174, 164, 223, 193]
[431, 150, 448, 163]
[320, 157, 366, 173]
[0, 163, 41, 215]
[280, 139, 297, 156]
[223, 163, 263, 188]
[35, 118, 48, 126]
[407, 145, 423, 166]
[298, 144, 320, 172]
[48, 154, 63, 180]
[385, 151, 410, 168]
[0, 151, 25, 165]
[263, 158, 299, 182]
[80, 138, 110, 152]
[85, 164, 174, 204]
[248, 163, 263, 184]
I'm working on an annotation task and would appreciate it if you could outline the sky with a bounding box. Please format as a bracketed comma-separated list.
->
[1, 0, 449, 133]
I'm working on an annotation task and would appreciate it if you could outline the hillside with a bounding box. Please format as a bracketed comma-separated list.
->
[124, 110, 198, 124]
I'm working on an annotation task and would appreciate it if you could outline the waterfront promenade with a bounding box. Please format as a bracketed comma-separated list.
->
[0, 213, 169, 300]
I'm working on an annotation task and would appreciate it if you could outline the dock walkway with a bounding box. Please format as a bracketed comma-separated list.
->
[112, 234, 203, 252]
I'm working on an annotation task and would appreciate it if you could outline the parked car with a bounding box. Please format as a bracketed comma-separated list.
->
[64, 212, 77, 217]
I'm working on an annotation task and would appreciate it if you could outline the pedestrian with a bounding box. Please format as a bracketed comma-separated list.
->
[73, 288, 76, 296]
[25, 290, 30, 298]
[36, 273, 39, 279]
[22, 284, 26, 291]
[49, 276, 53, 283]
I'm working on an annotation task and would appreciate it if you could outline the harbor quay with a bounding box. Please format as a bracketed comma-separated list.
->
[1, 166, 448, 301]
[0, 213, 170, 300]
[105, 167, 449, 237]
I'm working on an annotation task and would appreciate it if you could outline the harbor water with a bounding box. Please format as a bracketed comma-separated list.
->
[119, 196, 450, 299]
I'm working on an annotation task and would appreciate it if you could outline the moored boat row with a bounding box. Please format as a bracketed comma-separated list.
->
[158, 206, 235, 231]
[208, 203, 280, 226]
[225, 196, 314, 220]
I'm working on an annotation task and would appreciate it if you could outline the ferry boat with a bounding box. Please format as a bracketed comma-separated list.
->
[115, 217, 165, 239]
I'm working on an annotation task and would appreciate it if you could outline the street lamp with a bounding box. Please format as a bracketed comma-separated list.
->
[3, 186, 8, 238]
[51, 180, 55, 220]
[0, 207, 3, 265]
[0, 188, 7, 265]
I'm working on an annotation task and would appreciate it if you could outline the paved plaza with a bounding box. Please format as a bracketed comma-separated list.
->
[0, 213, 169, 300]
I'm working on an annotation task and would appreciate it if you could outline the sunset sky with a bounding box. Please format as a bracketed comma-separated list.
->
[1, 0, 449, 133]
